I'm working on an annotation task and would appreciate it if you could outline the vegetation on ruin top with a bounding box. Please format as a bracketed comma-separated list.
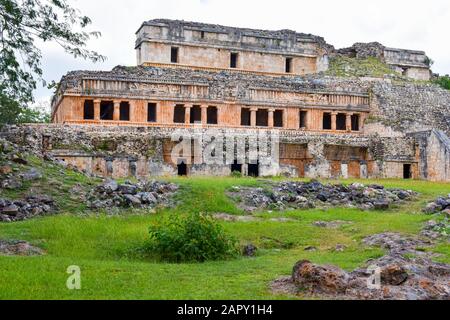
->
[325, 56, 400, 79]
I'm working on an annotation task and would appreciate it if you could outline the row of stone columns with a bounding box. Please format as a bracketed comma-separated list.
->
[330, 112, 359, 131]
[249, 108, 285, 128]
[92, 100, 126, 121]
[184, 105, 212, 125]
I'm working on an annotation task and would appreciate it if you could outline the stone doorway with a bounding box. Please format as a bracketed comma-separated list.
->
[403, 164, 412, 179]
[178, 160, 188, 176]
[248, 162, 259, 177]
[231, 160, 242, 174]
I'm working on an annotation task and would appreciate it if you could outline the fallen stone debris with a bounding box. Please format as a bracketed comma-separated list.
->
[271, 232, 450, 300]
[229, 180, 416, 213]
[423, 195, 450, 216]
[0, 240, 44, 256]
[86, 179, 178, 210]
[0, 195, 57, 222]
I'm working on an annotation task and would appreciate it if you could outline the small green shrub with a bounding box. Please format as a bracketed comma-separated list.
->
[147, 212, 239, 263]
[231, 171, 242, 178]
[434, 75, 450, 90]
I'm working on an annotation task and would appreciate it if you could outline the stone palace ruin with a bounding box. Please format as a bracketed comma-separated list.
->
[3, 19, 449, 181]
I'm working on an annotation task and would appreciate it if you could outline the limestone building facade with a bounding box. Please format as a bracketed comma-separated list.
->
[22, 20, 449, 181]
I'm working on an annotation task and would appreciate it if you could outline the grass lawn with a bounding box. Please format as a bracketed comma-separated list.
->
[0, 158, 448, 300]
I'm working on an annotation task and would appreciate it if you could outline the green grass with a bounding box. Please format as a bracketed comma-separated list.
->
[0, 158, 449, 299]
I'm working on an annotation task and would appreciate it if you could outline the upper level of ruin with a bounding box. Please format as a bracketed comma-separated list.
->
[135, 19, 333, 75]
[134, 19, 432, 80]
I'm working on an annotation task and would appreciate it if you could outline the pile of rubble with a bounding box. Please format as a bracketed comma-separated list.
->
[421, 220, 449, 241]
[0, 137, 45, 190]
[228, 180, 416, 212]
[0, 240, 44, 256]
[271, 232, 450, 300]
[0, 195, 57, 222]
[86, 179, 179, 210]
[423, 195, 450, 215]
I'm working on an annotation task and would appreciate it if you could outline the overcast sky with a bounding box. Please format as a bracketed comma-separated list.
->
[35, 0, 450, 106]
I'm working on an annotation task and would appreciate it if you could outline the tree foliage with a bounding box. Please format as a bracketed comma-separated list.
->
[0, 0, 105, 125]
[434, 75, 450, 90]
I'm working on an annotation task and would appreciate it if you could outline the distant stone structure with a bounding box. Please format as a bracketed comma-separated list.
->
[3, 19, 448, 181]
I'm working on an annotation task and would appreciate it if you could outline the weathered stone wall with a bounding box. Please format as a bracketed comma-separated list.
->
[370, 82, 450, 136]
[409, 130, 450, 182]
[0, 124, 425, 180]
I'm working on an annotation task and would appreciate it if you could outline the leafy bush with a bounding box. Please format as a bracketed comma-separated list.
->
[434, 75, 450, 90]
[147, 212, 239, 263]
[231, 170, 242, 178]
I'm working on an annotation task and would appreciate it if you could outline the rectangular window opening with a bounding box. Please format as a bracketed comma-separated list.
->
[323, 112, 332, 130]
[173, 105, 185, 123]
[100, 101, 114, 120]
[230, 52, 238, 69]
[274, 110, 284, 128]
[285, 57, 293, 73]
[256, 109, 269, 127]
[351, 114, 360, 131]
[300, 111, 308, 129]
[83, 100, 94, 120]
[207, 106, 218, 125]
[241, 108, 251, 126]
[171, 47, 179, 63]
[120, 102, 130, 121]
[147, 103, 157, 122]
[336, 113, 346, 131]
[190, 106, 202, 124]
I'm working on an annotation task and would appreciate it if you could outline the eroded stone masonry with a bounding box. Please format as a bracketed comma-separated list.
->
[2, 19, 449, 181]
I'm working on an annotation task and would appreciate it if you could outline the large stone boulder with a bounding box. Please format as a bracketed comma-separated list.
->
[292, 260, 349, 295]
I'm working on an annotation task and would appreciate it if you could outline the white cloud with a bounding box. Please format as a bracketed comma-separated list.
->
[35, 0, 450, 101]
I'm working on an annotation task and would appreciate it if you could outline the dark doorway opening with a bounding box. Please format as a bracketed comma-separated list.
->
[323, 113, 332, 130]
[256, 109, 268, 127]
[241, 108, 251, 126]
[248, 162, 259, 177]
[190, 105, 202, 124]
[403, 164, 412, 179]
[274, 110, 284, 128]
[171, 47, 179, 63]
[207, 106, 218, 125]
[300, 111, 308, 129]
[177, 161, 188, 176]
[100, 101, 114, 120]
[351, 114, 360, 131]
[174, 105, 185, 123]
[230, 52, 238, 68]
[120, 102, 130, 121]
[336, 113, 346, 131]
[285, 57, 293, 73]
[231, 160, 242, 174]
[83, 100, 94, 120]
[148, 103, 157, 122]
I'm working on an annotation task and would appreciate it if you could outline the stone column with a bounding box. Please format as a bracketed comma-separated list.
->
[113, 101, 121, 121]
[346, 113, 352, 132]
[94, 99, 101, 121]
[250, 108, 258, 127]
[201, 105, 208, 125]
[268, 108, 275, 128]
[331, 112, 337, 131]
[185, 105, 192, 125]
